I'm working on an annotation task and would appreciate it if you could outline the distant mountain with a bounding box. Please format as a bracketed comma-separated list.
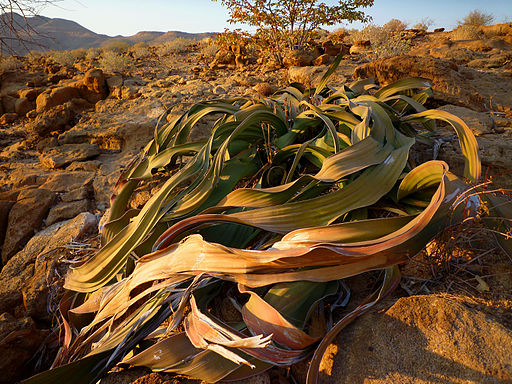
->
[0, 13, 214, 55]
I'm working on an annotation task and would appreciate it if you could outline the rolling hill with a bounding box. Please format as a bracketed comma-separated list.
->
[0, 12, 213, 55]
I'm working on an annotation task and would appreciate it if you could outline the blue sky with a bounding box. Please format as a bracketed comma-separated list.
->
[43, 0, 512, 36]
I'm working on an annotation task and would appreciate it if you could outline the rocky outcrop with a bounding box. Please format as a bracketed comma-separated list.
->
[354, 55, 512, 112]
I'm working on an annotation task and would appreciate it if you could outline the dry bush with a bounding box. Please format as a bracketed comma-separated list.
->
[458, 9, 495, 27]
[349, 24, 411, 59]
[0, 55, 20, 71]
[85, 47, 102, 60]
[199, 39, 219, 59]
[48, 50, 76, 66]
[451, 25, 483, 41]
[132, 42, 151, 58]
[413, 17, 434, 31]
[25, 49, 42, 63]
[383, 18, 408, 32]
[159, 37, 194, 55]
[102, 39, 132, 53]
[70, 48, 87, 60]
[99, 50, 133, 72]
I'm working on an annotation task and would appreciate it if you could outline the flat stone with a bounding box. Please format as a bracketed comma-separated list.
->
[318, 295, 512, 384]
[39, 143, 100, 169]
[39, 171, 95, 193]
[45, 199, 90, 226]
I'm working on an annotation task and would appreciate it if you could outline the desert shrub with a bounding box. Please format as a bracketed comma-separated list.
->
[349, 24, 411, 59]
[99, 50, 133, 72]
[132, 42, 151, 58]
[383, 18, 408, 32]
[451, 25, 483, 41]
[159, 37, 194, 55]
[102, 39, 132, 53]
[0, 55, 20, 71]
[85, 47, 102, 60]
[70, 48, 87, 60]
[328, 27, 349, 44]
[199, 39, 219, 58]
[413, 17, 434, 31]
[25, 50, 42, 63]
[48, 49, 76, 66]
[458, 10, 494, 26]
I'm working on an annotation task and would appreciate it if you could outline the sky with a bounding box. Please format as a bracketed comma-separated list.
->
[40, 0, 512, 37]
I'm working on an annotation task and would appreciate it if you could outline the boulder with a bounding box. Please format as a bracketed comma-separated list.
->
[28, 103, 73, 137]
[318, 295, 512, 384]
[45, 199, 90, 226]
[15, 97, 34, 116]
[1, 188, 55, 265]
[72, 68, 108, 103]
[18, 87, 43, 101]
[283, 50, 314, 67]
[313, 54, 332, 66]
[35, 86, 80, 113]
[350, 40, 371, 55]
[39, 143, 100, 169]
[39, 171, 95, 193]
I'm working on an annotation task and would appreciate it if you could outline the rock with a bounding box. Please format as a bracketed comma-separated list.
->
[35, 86, 80, 113]
[0, 212, 98, 316]
[350, 40, 371, 55]
[322, 40, 342, 57]
[283, 50, 314, 67]
[438, 105, 495, 135]
[39, 143, 100, 169]
[0, 314, 46, 384]
[213, 49, 235, 66]
[353, 55, 512, 112]
[45, 199, 90, 226]
[106, 74, 124, 89]
[1, 188, 55, 265]
[18, 87, 42, 101]
[15, 97, 34, 116]
[253, 82, 274, 97]
[434, 27, 445, 33]
[289, 65, 346, 88]
[0, 112, 17, 125]
[313, 54, 332, 66]
[213, 85, 226, 95]
[72, 68, 108, 103]
[28, 103, 73, 137]
[61, 184, 93, 202]
[0, 200, 14, 249]
[39, 171, 95, 193]
[319, 295, 512, 384]
[2, 95, 17, 113]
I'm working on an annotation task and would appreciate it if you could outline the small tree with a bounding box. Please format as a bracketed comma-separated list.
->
[213, 0, 374, 63]
[458, 9, 494, 27]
